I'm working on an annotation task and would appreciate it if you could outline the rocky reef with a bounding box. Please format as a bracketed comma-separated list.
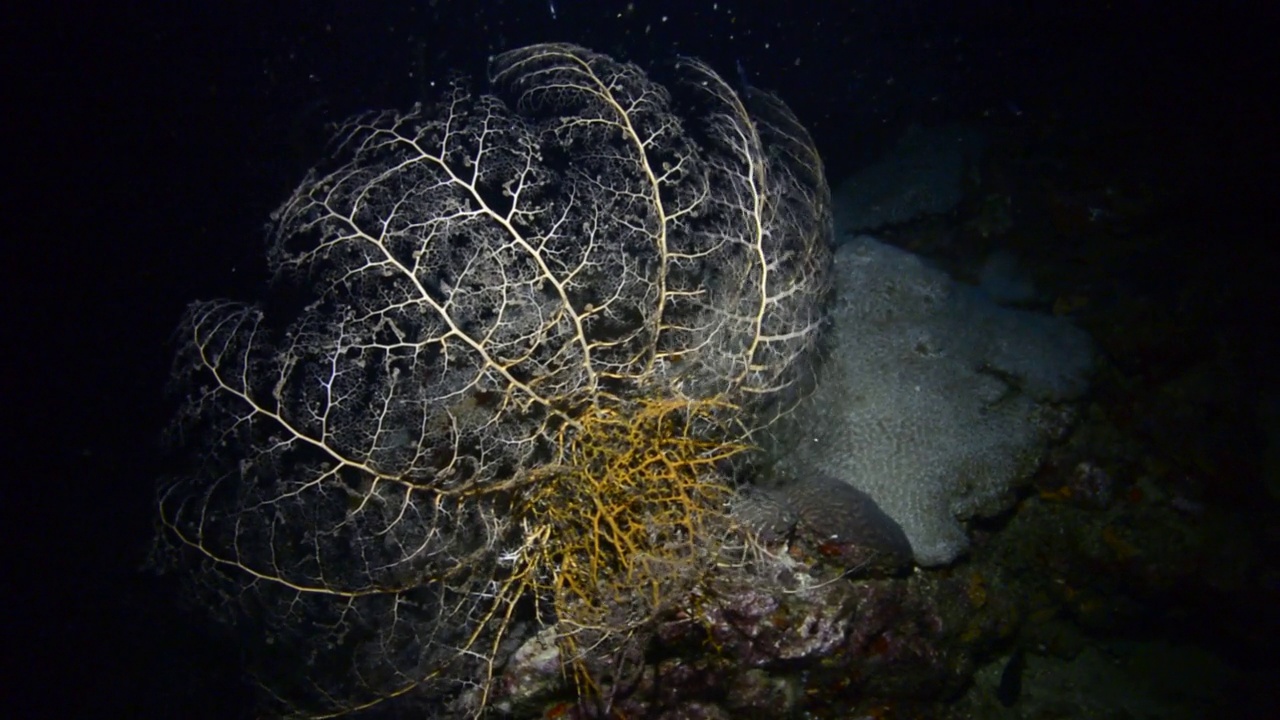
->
[768, 235, 1095, 566]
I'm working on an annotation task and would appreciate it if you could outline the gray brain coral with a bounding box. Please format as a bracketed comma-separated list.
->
[769, 236, 1094, 566]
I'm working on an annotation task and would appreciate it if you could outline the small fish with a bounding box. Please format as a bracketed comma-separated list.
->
[996, 647, 1025, 707]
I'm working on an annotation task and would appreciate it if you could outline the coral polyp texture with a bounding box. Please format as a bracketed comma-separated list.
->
[155, 43, 831, 717]
[769, 236, 1094, 566]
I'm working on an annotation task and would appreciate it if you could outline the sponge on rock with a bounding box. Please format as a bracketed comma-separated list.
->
[770, 236, 1094, 566]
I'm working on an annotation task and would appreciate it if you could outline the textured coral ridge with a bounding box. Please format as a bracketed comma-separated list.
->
[773, 236, 1095, 566]
[155, 43, 831, 718]
[831, 123, 987, 235]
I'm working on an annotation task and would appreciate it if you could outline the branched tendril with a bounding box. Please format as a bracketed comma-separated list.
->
[156, 43, 830, 718]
